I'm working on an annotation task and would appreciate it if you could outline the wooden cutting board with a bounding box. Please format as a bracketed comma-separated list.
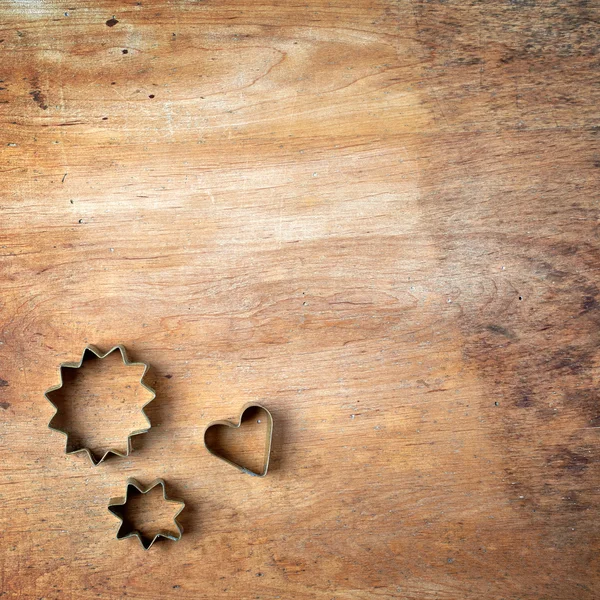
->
[0, 1, 598, 598]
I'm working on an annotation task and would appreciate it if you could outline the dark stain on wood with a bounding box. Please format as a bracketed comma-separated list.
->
[486, 324, 517, 340]
[29, 89, 48, 110]
[547, 447, 590, 476]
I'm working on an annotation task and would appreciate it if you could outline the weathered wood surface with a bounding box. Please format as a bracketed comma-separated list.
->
[0, 0, 599, 598]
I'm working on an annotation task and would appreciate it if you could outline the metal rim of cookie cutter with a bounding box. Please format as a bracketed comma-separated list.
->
[45, 344, 155, 466]
[203, 402, 273, 477]
[108, 477, 185, 550]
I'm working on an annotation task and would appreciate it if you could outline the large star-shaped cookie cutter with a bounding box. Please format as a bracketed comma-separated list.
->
[108, 477, 185, 550]
[45, 344, 155, 465]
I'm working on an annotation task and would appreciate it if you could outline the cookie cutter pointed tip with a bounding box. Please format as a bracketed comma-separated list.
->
[45, 344, 156, 466]
[204, 402, 273, 477]
[108, 477, 185, 550]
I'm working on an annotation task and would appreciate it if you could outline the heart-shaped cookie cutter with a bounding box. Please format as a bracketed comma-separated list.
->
[204, 403, 273, 477]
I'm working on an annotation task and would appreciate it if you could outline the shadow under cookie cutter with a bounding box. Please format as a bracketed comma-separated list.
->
[204, 403, 273, 477]
[108, 477, 185, 550]
[45, 344, 155, 465]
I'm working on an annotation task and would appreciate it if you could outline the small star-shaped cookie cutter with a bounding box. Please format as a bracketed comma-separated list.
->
[45, 344, 155, 465]
[108, 477, 185, 550]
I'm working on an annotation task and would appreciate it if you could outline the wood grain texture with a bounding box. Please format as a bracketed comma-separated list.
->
[0, 0, 598, 598]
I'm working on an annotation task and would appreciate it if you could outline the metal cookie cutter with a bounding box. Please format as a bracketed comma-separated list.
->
[108, 477, 185, 550]
[45, 344, 155, 465]
[204, 403, 273, 477]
